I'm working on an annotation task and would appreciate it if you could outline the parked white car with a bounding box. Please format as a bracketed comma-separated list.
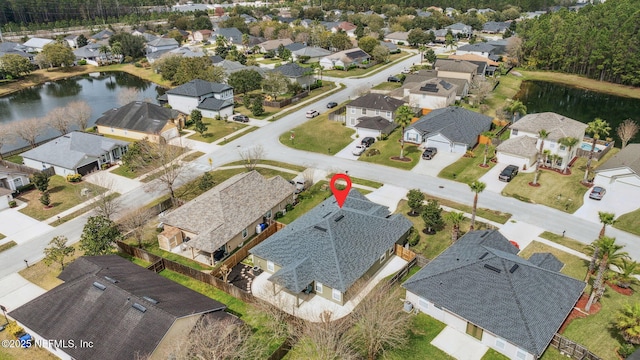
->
[352, 145, 366, 156]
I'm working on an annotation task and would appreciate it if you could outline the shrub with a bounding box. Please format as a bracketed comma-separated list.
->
[40, 191, 51, 207]
[285, 203, 294, 212]
[334, 65, 344, 70]
[66, 173, 82, 183]
[124, 56, 134, 63]
[397, 41, 405, 45]
[134, 62, 142, 68]
[78, 59, 87, 65]
[408, 228, 420, 246]
[298, 55, 310, 63]
[6, 321, 24, 338]
[365, 148, 380, 157]
[9, 200, 17, 208]
[101, 163, 110, 170]
[378, 134, 389, 141]
[618, 343, 636, 358]
[274, 211, 283, 219]
[16, 183, 35, 193]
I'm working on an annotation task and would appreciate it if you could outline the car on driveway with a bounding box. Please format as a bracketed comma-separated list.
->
[233, 114, 249, 123]
[422, 147, 438, 160]
[327, 102, 338, 108]
[361, 137, 375, 147]
[306, 110, 320, 118]
[589, 186, 606, 200]
[352, 145, 366, 156]
[387, 76, 401, 83]
[499, 165, 519, 182]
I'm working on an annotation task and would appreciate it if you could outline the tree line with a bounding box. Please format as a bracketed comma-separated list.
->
[517, 0, 640, 86]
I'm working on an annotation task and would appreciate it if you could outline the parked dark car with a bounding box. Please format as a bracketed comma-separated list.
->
[327, 101, 338, 108]
[387, 76, 401, 83]
[589, 186, 606, 200]
[422, 147, 438, 160]
[361, 137, 375, 147]
[233, 114, 249, 123]
[499, 165, 519, 182]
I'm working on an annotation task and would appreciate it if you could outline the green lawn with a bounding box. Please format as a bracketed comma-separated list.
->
[234, 104, 277, 120]
[5, 155, 22, 164]
[518, 241, 589, 281]
[110, 144, 186, 179]
[182, 151, 205, 162]
[223, 160, 306, 173]
[482, 349, 510, 360]
[0, 232, 5, 240]
[142, 242, 213, 271]
[278, 181, 332, 224]
[382, 313, 453, 360]
[0, 240, 16, 253]
[423, 193, 512, 225]
[269, 81, 340, 122]
[219, 126, 259, 144]
[538, 231, 590, 256]
[372, 82, 402, 90]
[359, 129, 421, 170]
[485, 73, 524, 117]
[54, 193, 120, 226]
[327, 173, 384, 189]
[614, 208, 640, 236]
[439, 145, 498, 183]
[186, 118, 248, 143]
[323, 51, 410, 78]
[278, 113, 355, 154]
[17, 175, 106, 221]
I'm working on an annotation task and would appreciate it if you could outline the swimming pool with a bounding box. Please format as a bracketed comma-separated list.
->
[580, 143, 602, 152]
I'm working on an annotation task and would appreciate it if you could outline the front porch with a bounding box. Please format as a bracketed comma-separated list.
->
[251, 255, 408, 322]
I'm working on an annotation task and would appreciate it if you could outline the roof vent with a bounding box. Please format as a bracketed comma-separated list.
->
[92, 282, 106, 291]
[509, 264, 519, 273]
[142, 296, 159, 304]
[132, 303, 147, 313]
[334, 215, 344, 222]
[480, 231, 489, 238]
[104, 276, 118, 283]
[322, 212, 332, 218]
[313, 225, 327, 232]
[479, 252, 489, 260]
[483, 264, 501, 273]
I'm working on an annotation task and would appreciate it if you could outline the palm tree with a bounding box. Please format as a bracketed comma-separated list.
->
[532, 129, 549, 186]
[585, 236, 628, 312]
[614, 258, 640, 289]
[558, 136, 579, 174]
[98, 45, 110, 63]
[468, 181, 486, 231]
[445, 212, 466, 242]
[598, 211, 616, 238]
[394, 105, 414, 159]
[542, 149, 551, 167]
[505, 100, 527, 122]
[615, 303, 640, 345]
[110, 41, 122, 62]
[583, 118, 611, 183]
[481, 131, 493, 167]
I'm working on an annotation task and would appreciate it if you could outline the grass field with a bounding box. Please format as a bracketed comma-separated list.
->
[518, 241, 589, 281]
[519, 70, 640, 100]
[223, 160, 305, 173]
[358, 129, 421, 170]
[278, 114, 354, 154]
[372, 82, 403, 90]
[53, 193, 120, 226]
[0, 329, 59, 360]
[278, 181, 332, 224]
[0, 240, 16, 253]
[614, 208, 640, 236]
[19, 243, 84, 290]
[382, 313, 452, 360]
[186, 118, 247, 143]
[439, 146, 498, 183]
[539, 231, 590, 255]
[218, 126, 259, 144]
[323, 51, 410, 78]
[422, 193, 512, 225]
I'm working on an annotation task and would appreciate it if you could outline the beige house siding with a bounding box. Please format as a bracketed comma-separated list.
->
[436, 70, 473, 83]
[224, 197, 291, 253]
[150, 315, 201, 359]
[96, 125, 161, 143]
[252, 255, 282, 274]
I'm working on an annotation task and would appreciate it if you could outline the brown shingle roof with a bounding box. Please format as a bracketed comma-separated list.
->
[435, 59, 478, 74]
[496, 135, 538, 158]
[597, 143, 640, 174]
[510, 113, 587, 141]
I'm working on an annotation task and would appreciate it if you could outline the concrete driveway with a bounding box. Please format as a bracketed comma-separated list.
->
[479, 164, 509, 194]
[334, 136, 363, 161]
[574, 186, 640, 223]
[365, 184, 408, 212]
[411, 151, 463, 177]
[0, 273, 46, 312]
[0, 207, 53, 245]
[85, 170, 142, 194]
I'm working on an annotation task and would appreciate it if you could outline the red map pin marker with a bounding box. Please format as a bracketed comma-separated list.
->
[330, 173, 352, 208]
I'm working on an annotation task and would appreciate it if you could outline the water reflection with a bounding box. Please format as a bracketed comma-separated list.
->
[44, 79, 83, 97]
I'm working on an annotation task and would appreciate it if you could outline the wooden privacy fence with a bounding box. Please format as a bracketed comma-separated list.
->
[220, 222, 284, 270]
[263, 91, 309, 108]
[549, 334, 602, 360]
[395, 244, 417, 261]
[388, 257, 417, 286]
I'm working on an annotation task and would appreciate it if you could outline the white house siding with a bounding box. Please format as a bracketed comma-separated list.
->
[424, 133, 467, 153]
[410, 93, 455, 110]
[509, 129, 577, 170]
[0, 194, 11, 210]
[198, 106, 234, 119]
[23, 157, 98, 177]
[167, 94, 200, 114]
[356, 128, 381, 138]
[436, 70, 473, 83]
[161, 127, 180, 140]
[319, 58, 334, 70]
[404, 128, 424, 144]
[496, 152, 535, 170]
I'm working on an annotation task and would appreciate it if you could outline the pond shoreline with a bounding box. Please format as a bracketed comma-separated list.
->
[517, 70, 640, 100]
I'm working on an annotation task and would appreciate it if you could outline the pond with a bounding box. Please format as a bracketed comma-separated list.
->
[0, 72, 164, 153]
[515, 80, 640, 145]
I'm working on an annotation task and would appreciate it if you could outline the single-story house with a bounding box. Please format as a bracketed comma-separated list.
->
[379, 40, 400, 54]
[0, 160, 39, 209]
[158, 171, 295, 264]
[403, 230, 584, 360]
[455, 43, 497, 59]
[319, 48, 370, 70]
[405, 78, 457, 110]
[22, 37, 54, 53]
[190, 29, 213, 43]
[403, 70, 469, 100]
[146, 37, 180, 53]
[212, 27, 244, 47]
[404, 107, 493, 153]
[482, 21, 510, 34]
[270, 63, 314, 89]
[9, 255, 234, 360]
[445, 22, 472, 37]
[0, 42, 34, 63]
[345, 93, 405, 128]
[165, 79, 235, 119]
[21, 131, 129, 176]
[64, 34, 81, 48]
[384, 31, 409, 44]
[74, 43, 110, 66]
[95, 101, 184, 143]
[354, 116, 398, 137]
[257, 38, 293, 53]
[594, 144, 640, 196]
[496, 112, 587, 172]
[292, 46, 332, 63]
[285, 42, 306, 52]
[250, 189, 412, 306]
[434, 59, 478, 83]
[91, 29, 114, 41]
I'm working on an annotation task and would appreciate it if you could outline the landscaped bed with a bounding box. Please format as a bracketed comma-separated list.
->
[439, 144, 498, 183]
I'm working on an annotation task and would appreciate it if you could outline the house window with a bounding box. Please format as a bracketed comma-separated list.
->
[549, 143, 555, 149]
[265, 210, 272, 219]
[332, 288, 342, 301]
[512, 129, 518, 135]
[315, 282, 323, 293]
[242, 228, 248, 238]
[110, 127, 114, 133]
[386, 111, 391, 118]
[515, 349, 527, 360]
[495, 338, 505, 350]
[559, 145, 566, 151]
[359, 108, 364, 115]
[350, 108, 356, 114]
[379, 253, 385, 263]
[375, 110, 380, 115]
[418, 298, 429, 310]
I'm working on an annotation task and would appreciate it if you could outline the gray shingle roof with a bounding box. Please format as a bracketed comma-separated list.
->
[496, 135, 538, 158]
[161, 171, 295, 253]
[408, 78, 457, 97]
[258, 38, 293, 51]
[384, 31, 409, 41]
[166, 79, 232, 97]
[21, 132, 129, 170]
[197, 98, 234, 111]
[250, 190, 412, 293]
[9, 255, 229, 360]
[435, 59, 478, 74]
[457, 43, 496, 53]
[510, 113, 587, 141]
[596, 144, 640, 174]
[407, 107, 493, 147]
[95, 101, 181, 134]
[293, 46, 332, 58]
[271, 63, 309, 78]
[403, 230, 584, 357]
[22, 37, 54, 49]
[147, 37, 178, 48]
[348, 93, 405, 112]
[213, 28, 243, 44]
[91, 29, 114, 40]
[355, 116, 398, 134]
[528, 253, 564, 272]
[285, 42, 307, 52]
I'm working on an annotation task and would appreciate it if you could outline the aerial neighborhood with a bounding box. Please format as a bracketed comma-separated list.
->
[1, 0, 640, 359]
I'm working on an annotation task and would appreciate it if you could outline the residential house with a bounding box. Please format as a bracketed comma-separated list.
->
[0, 161, 38, 209]
[165, 79, 235, 119]
[91, 29, 114, 42]
[404, 78, 457, 110]
[64, 34, 81, 48]
[158, 171, 295, 264]
[190, 30, 213, 43]
[482, 21, 510, 34]
[487, 38, 510, 55]
[292, 46, 332, 63]
[332, 22, 357, 37]
[496, 112, 587, 171]
[284, 42, 306, 52]
[594, 144, 640, 200]
[448, 53, 499, 69]
[404, 107, 493, 152]
[403, 230, 584, 360]
[9, 255, 234, 360]
[379, 41, 400, 54]
[271, 63, 314, 89]
[445, 23, 472, 37]
[257, 38, 293, 53]
[416, 10, 432, 17]
[432, 29, 448, 43]
[354, 116, 398, 137]
[212, 27, 244, 47]
[319, 48, 370, 70]
[345, 93, 405, 129]
[146, 37, 180, 54]
[250, 189, 412, 306]
[21, 132, 129, 176]
[0, 42, 34, 63]
[434, 59, 477, 83]
[22, 37, 54, 52]
[95, 101, 184, 143]
[403, 70, 470, 100]
[74, 43, 110, 66]
[240, 13, 257, 24]
[455, 43, 497, 59]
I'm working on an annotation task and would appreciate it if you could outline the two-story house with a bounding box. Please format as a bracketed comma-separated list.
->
[146, 37, 180, 54]
[404, 78, 457, 110]
[455, 43, 497, 59]
[270, 63, 315, 89]
[165, 79, 235, 119]
[434, 59, 477, 83]
[496, 112, 587, 171]
[344, 93, 405, 137]
[445, 23, 473, 37]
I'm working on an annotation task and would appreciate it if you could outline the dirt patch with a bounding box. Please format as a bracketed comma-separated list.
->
[607, 282, 634, 296]
[390, 156, 412, 163]
[528, 182, 541, 187]
[558, 294, 601, 333]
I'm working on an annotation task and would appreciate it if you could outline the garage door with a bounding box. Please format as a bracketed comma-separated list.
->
[357, 128, 380, 139]
[76, 161, 99, 176]
[425, 138, 451, 152]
